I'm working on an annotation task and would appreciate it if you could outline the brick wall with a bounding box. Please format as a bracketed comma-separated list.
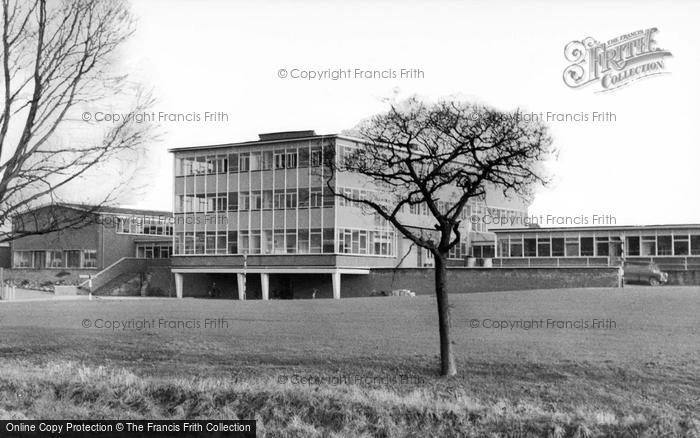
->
[341, 267, 621, 297]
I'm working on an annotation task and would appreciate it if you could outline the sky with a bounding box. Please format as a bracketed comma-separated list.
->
[108, 0, 699, 225]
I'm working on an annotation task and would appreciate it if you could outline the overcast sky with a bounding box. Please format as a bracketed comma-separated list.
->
[113, 0, 699, 225]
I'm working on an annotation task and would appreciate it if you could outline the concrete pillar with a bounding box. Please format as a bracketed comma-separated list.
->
[331, 271, 341, 299]
[174, 273, 183, 299]
[260, 273, 269, 300]
[237, 273, 246, 300]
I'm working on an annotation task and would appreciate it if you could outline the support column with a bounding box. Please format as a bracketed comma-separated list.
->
[331, 271, 341, 300]
[237, 273, 246, 300]
[174, 273, 183, 299]
[260, 273, 269, 300]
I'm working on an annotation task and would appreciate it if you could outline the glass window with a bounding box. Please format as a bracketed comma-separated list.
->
[286, 151, 297, 169]
[298, 229, 310, 253]
[262, 151, 273, 170]
[13, 251, 32, 268]
[323, 190, 335, 208]
[181, 157, 194, 175]
[286, 230, 297, 253]
[311, 149, 322, 167]
[82, 250, 97, 268]
[184, 233, 195, 254]
[552, 238, 565, 257]
[498, 239, 509, 257]
[310, 229, 322, 253]
[216, 232, 226, 255]
[537, 238, 551, 257]
[298, 188, 309, 208]
[657, 235, 672, 255]
[580, 237, 594, 256]
[299, 148, 309, 167]
[310, 188, 323, 208]
[239, 231, 250, 254]
[641, 236, 656, 256]
[524, 238, 536, 257]
[285, 191, 297, 209]
[595, 237, 609, 256]
[33, 251, 46, 268]
[228, 153, 239, 172]
[194, 156, 206, 174]
[228, 192, 238, 211]
[262, 190, 273, 209]
[274, 192, 285, 209]
[510, 239, 523, 257]
[251, 191, 262, 210]
[274, 230, 285, 253]
[239, 153, 250, 172]
[565, 237, 579, 257]
[47, 250, 63, 268]
[239, 192, 250, 211]
[323, 228, 335, 253]
[228, 231, 238, 254]
[691, 235, 700, 255]
[274, 151, 286, 169]
[65, 250, 81, 268]
[250, 152, 261, 171]
[195, 232, 205, 254]
[250, 231, 261, 254]
[673, 234, 689, 256]
[263, 230, 273, 254]
[626, 236, 640, 256]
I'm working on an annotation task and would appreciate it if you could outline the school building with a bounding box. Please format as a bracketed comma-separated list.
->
[10, 204, 173, 271]
[492, 224, 700, 271]
[169, 130, 529, 299]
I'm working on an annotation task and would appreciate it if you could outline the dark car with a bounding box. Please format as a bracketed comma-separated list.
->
[622, 261, 668, 286]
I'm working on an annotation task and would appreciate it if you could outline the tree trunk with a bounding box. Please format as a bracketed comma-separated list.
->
[434, 253, 457, 376]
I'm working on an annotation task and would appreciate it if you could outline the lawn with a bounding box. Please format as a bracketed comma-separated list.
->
[0, 286, 699, 437]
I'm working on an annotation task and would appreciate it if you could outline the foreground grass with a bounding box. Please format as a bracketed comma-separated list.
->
[1, 287, 699, 436]
[1, 360, 697, 437]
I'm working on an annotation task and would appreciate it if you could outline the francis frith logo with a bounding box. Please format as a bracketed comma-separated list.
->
[563, 28, 672, 92]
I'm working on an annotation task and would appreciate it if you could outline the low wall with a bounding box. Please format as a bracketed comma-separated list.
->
[341, 267, 621, 297]
[0, 268, 94, 291]
[666, 270, 700, 286]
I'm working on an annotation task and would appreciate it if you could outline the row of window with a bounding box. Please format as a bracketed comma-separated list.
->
[337, 228, 396, 256]
[175, 188, 335, 213]
[174, 229, 337, 255]
[115, 216, 173, 236]
[497, 234, 700, 258]
[175, 148, 324, 177]
[136, 244, 172, 259]
[471, 244, 495, 259]
[448, 242, 470, 260]
[13, 250, 98, 269]
[625, 234, 700, 257]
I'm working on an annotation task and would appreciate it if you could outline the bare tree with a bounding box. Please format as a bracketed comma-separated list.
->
[0, 0, 155, 242]
[327, 97, 553, 376]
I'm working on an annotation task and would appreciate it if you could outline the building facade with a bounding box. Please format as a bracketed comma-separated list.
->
[11, 204, 173, 271]
[493, 224, 700, 271]
[170, 130, 528, 299]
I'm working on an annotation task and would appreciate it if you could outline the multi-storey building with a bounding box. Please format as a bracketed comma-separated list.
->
[170, 130, 529, 299]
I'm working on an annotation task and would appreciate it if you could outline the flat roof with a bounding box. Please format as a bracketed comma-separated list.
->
[168, 131, 367, 153]
[492, 224, 700, 233]
[18, 203, 172, 218]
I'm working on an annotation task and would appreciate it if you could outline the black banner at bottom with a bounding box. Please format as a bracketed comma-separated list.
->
[1, 420, 256, 437]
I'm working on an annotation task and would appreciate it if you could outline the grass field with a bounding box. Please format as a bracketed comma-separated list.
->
[1, 286, 699, 437]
